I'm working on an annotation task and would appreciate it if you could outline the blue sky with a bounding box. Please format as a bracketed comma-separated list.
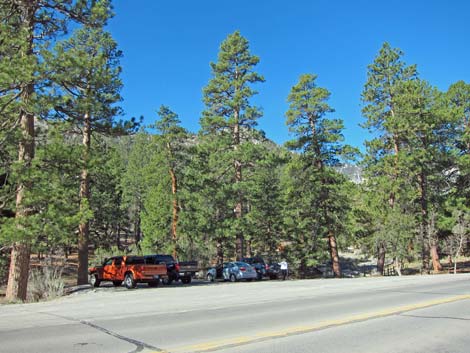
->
[107, 0, 470, 150]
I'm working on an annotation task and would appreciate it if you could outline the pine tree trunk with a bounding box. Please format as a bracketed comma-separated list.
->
[377, 242, 386, 275]
[77, 113, 91, 285]
[169, 167, 179, 259]
[245, 239, 252, 258]
[233, 115, 244, 260]
[430, 242, 442, 272]
[134, 216, 141, 244]
[6, 242, 31, 301]
[6, 102, 35, 300]
[6, 0, 36, 303]
[116, 225, 121, 249]
[299, 258, 307, 278]
[328, 231, 341, 277]
[419, 171, 431, 273]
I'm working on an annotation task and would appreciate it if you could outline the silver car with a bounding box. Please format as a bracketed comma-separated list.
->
[207, 261, 257, 282]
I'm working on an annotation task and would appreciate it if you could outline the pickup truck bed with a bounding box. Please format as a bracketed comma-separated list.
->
[178, 260, 199, 284]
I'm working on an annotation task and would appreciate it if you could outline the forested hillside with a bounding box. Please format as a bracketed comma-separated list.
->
[1, 1, 469, 302]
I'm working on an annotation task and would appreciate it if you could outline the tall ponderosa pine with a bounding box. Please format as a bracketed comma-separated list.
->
[143, 106, 187, 258]
[285, 74, 353, 277]
[393, 79, 451, 272]
[200, 31, 264, 260]
[3, 0, 101, 301]
[361, 42, 417, 273]
[48, 16, 123, 285]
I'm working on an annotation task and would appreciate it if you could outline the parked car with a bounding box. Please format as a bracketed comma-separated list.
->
[206, 263, 226, 282]
[266, 262, 281, 279]
[144, 254, 198, 284]
[207, 261, 257, 282]
[88, 255, 167, 289]
[242, 257, 266, 280]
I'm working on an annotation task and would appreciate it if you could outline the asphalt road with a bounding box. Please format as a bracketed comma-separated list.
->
[1, 274, 469, 353]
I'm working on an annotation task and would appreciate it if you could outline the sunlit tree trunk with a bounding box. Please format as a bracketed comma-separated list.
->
[169, 167, 179, 259]
[6, 1, 35, 301]
[328, 230, 341, 277]
[77, 112, 91, 285]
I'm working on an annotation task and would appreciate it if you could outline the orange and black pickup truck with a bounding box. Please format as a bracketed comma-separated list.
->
[88, 255, 168, 289]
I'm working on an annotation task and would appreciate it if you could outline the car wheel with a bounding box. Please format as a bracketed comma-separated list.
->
[112, 281, 122, 287]
[229, 274, 237, 282]
[124, 273, 136, 289]
[162, 277, 173, 285]
[181, 276, 192, 284]
[207, 273, 214, 282]
[89, 274, 100, 287]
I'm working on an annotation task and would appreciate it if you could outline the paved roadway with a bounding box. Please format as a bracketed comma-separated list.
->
[1, 274, 469, 353]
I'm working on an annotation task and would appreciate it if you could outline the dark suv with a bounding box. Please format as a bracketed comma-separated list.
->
[242, 257, 266, 280]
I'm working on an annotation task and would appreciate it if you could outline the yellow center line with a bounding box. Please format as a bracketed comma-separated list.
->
[152, 294, 470, 353]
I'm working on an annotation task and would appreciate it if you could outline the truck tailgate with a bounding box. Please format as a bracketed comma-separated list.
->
[139, 264, 168, 276]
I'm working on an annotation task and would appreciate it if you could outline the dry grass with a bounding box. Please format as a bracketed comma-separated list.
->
[27, 263, 65, 302]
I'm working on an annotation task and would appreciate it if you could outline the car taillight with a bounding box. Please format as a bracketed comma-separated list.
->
[175, 263, 180, 272]
[240, 267, 246, 272]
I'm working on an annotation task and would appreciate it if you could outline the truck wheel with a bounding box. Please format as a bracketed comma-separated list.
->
[181, 276, 191, 284]
[124, 273, 136, 289]
[112, 281, 122, 287]
[230, 274, 237, 282]
[162, 278, 173, 285]
[89, 274, 101, 287]
[207, 273, 214, 282]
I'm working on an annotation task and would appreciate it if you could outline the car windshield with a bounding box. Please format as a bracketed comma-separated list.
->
[235, 262, 250, 267]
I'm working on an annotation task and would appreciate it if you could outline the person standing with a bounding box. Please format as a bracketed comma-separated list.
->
[280, 260, 288, 280]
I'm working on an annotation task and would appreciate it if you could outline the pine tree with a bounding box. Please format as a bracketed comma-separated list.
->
[361, 42, 417, 273]
[200, 31, 264, 260]
[285, 74, 354, 277]
[3, 0, 102, 301]
[47, 9, 123, 284]
[140, 106, 188, 258]
[393, 79, 452, 272]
